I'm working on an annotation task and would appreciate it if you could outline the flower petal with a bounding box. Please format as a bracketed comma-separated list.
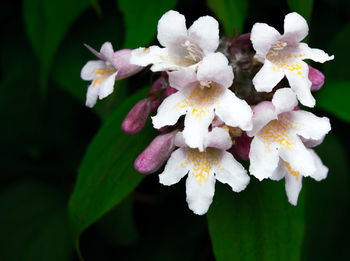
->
[290, 110, 331, 141]
[113, 49, 142, 79]
[197, 52, 234, 88]
[215, 151, 250, 192]
[285, 170, 303, 206]
[251, 23, 281, 58]
[100, 42, 114, 62]
[188, 15, 219, 54]
[159, 148, 189, 185]
[81, 60, 105, 81]
[247, 101, 277, 137]
[284, 60, 315, 107]
[283, 12, 308, 43]
[308, 149, 328, 181]
[186, 169, 216, 215]
[272, 87, 298, 114]
[152, 91, 187, 129]
[270, 159, 287, 181]
[215, 89, 253, 131]
[249, 136, 280, 180]
[157, 10, 187, 48]
[85, 84, 100, 108]
[252, 60, 285, 92]
[98, 72, 118, 99]
[168, 68, 198, 91]
[206, 127, 232, 150]
[183, 109, 215, 151]
[299, 43, 334, 63]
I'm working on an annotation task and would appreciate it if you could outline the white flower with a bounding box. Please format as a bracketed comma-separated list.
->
[81, 42, 141, 108]
[152, 52, 253, 151]
[271, 149, 328, 205]
[130, 10, 219, 72]
[248, 88, 331, 188]
[251, 12, 334, 107]
[159, 127, 250, 215]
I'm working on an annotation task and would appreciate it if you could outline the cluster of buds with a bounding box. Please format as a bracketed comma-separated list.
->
[81, 11, 333, 215]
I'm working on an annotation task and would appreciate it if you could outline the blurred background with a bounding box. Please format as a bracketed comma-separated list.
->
[0, 0, 349, 260]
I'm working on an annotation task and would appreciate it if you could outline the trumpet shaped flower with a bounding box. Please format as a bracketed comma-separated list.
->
[248, 88, 331, 182]
[251, 12, 334, 107]
[130, 10, 219, 72]
[159, 128, 250, 215]
[152, 52, 253, 151]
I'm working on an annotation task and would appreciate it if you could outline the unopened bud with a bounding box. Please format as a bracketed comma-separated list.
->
[236, 33, 251, 49]
[113, 49, 143, 80]
[308, 65, 325, 91]
[122, 98, 152, 134]
[166, 84, 177, 96]
[230, 132, 252, 161]
[134, 131, 177, 174]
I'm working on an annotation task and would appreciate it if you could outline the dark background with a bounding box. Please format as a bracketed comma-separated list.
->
[0, 0, 349, 260]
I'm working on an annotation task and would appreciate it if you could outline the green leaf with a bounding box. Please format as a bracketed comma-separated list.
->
[0, 181, 73, 261]
[316, 81, 350, 122]
[287, 0, 313, 22]
[118, 0, 177, 48]
[207, 0, 247, 35]
[68, 89, 154, 246]
[22, 0, 91, 96]
[208, 180, 304, 261]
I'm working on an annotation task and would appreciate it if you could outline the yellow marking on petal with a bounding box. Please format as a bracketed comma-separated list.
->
[92, 77, 105, 87]
[95, 68, 116, 75]
[283, 161, 300, 180]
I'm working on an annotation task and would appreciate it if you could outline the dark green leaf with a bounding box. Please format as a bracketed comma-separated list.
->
[0, 181, 73, 261]
[316, 81, 350, 122]
[287, 0, 313, 22]
[68, 89, 154, 246]
[207, 0, 247, 35]
[22, 0, 91, 96]
[208, 180, 304, 261]
[118, 0, 177, 48]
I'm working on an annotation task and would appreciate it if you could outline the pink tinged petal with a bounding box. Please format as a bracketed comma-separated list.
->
[150, 77, 165, 92]
[285, 170, 303, 206]
[157, 10, 188, 48]
[215, 89, 253, 131]
[252, 60, 285, 92]
[84, 44, 105, 60]
[197, 52, 234, 88]
[308, 65, 325, 91]
[188, 15, 219, 54]
[251, 23, 281, 58]
[166, 84, 177, 96]
[98, 72, 118, 99]
[283, 12, 309, 43]
[247, 101, 277, 137]
[215, 151, 250, 192]
[299, 43, 334, 63]
[205, 127, 232, 150]
[159, 147, 189, 185]
[183, 110, 215, 151]
[308, 149, 328, 181]
[284, 60, 315, 107]
[290, 110, 331, 141]
[122, 98, 152, 135]
[279, 136, 316, 176]
[81, 60, 106, 81]
[272, 87, 298, 114]
[186, 169, 216, 215]
[134, 131, 177, 174]
[113, 49, 142, 80]
[152, 91, 187, 129]
[249, 136, 280, 181]
[85, 83, 100, 108]
[300, 136, 324, 148]
[168, 68, 197, 91]
[99, 42, 114, 62]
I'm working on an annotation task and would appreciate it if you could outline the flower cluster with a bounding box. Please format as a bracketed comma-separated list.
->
[81, 11, 333, 215]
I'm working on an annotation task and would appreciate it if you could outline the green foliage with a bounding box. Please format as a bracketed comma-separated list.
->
[118, 0, 177, 48]
[207, 0, 247, 35]
[316, 81, 350, 122]
[208, 180, 304, 261]
[0, 182, 73, 261]
[287, 0, 313, 22]
[68, 89, 154, 246]
[22, 0, 91, 96]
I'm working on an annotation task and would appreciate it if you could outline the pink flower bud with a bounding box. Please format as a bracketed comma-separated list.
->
[308, 65, 325, 91]
[122, 98, 152, 134]
[236, 33, 251, 49]
[134, 131, 177, 174]
[166, 84, 177, 96]
[113, 49, 143, 80]
[230, 132, 252, 161]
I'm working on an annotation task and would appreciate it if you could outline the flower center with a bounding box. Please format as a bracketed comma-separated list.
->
[181, 40, 203, 63]
[266, 41, 288, 62]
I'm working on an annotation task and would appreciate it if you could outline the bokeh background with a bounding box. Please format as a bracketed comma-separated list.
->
[0, 0, 349, 260]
